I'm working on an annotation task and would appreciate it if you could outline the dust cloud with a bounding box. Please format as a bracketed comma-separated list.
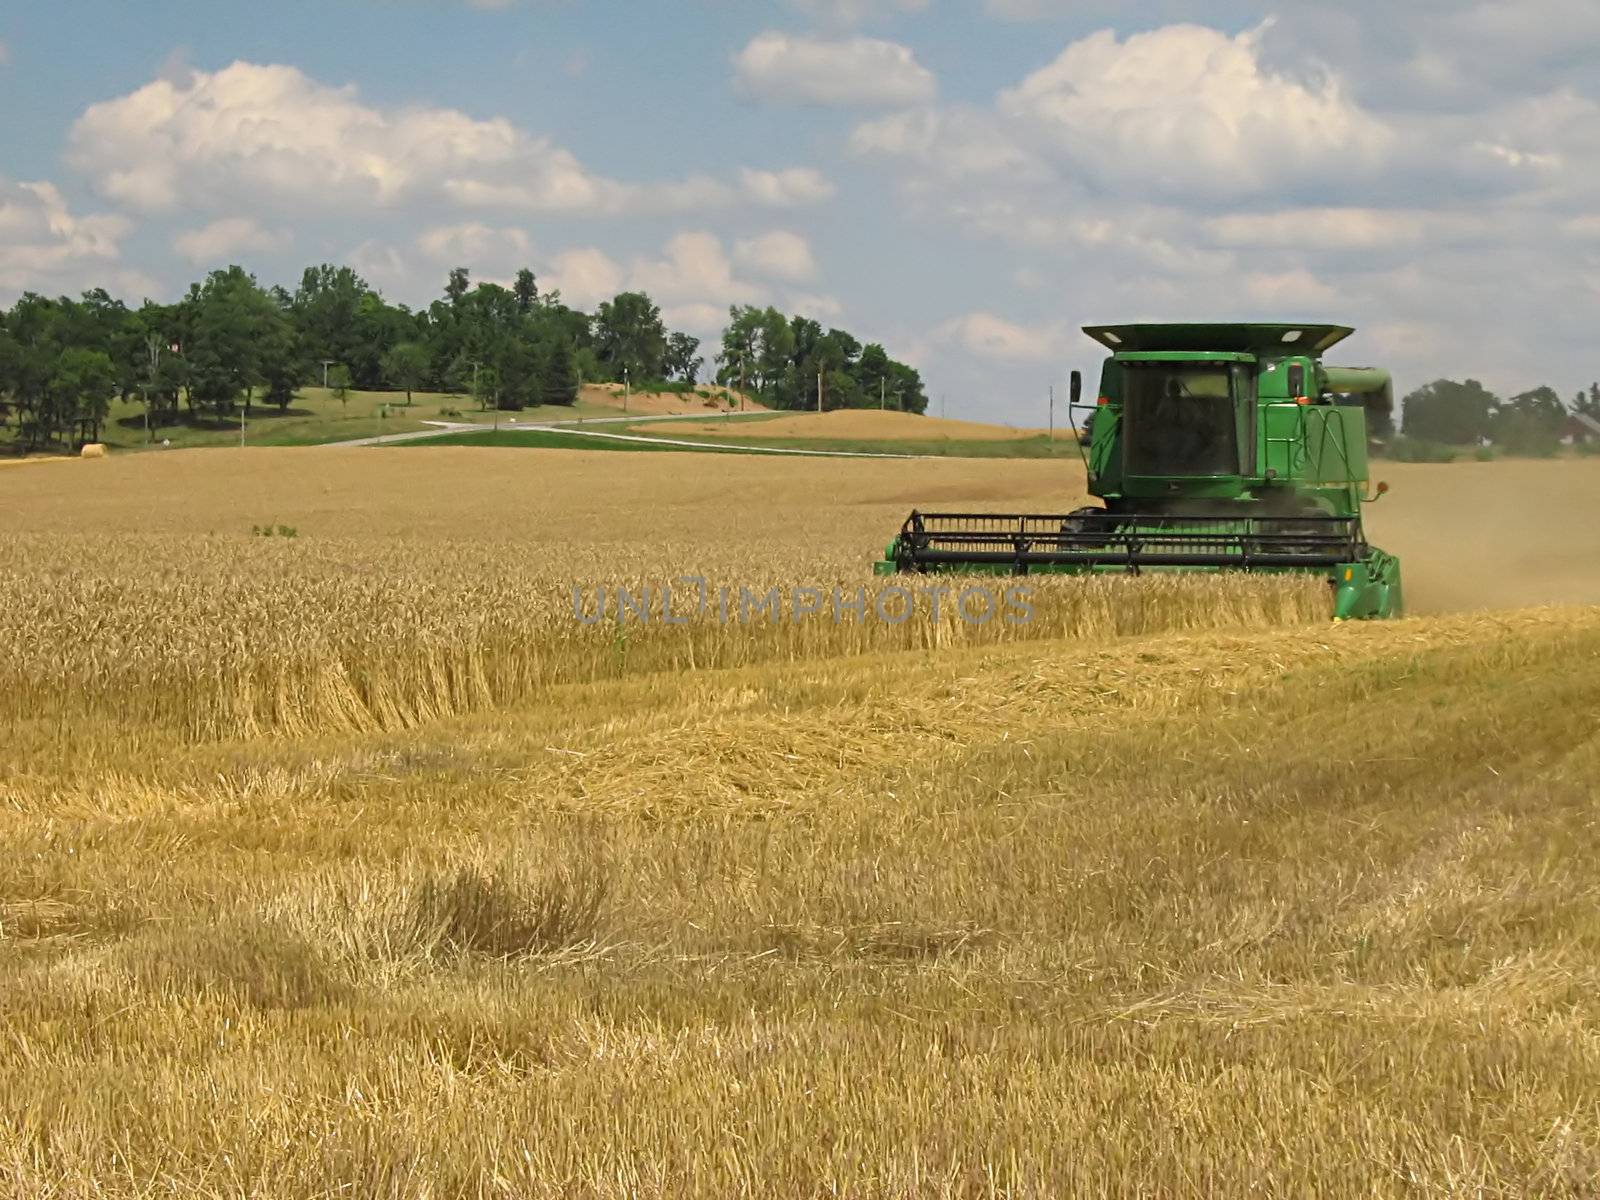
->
[1366, 460, 1600, 614]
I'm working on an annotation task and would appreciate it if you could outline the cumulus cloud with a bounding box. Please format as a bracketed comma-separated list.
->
[788, 292, 846, 321]
[347, 240, 410, 289]
[789, 0, 930, 27]
[739, 167, 837, 207]
[541, 232, 828, 335]
[997, 23, 1392, 199]
[67, 60, 835, 220]
[937, 313, 1070, 363]
[628, 232, 760, 309]
[416, 222, 531, 265]
[173, 217, 291, 264]
[850, 108, 1038, 181]
[735, 231, 818, 282]
[542, 247, 627, 310]
[0, 180, 131, 295]
[734, 32, 935, 108]
[68, 61, 613, 215]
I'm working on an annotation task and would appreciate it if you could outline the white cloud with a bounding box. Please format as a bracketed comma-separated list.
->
[539, 232, 828, 335]
[851, 108, 1038, 180]
[628, 232, 759, 308]
[788, 292, 845, 321]
[734, 231, 818, 282]
[788, 0, 929, 27]
[71, 62, 533, 213]
[347, 240, 410, 289]
[1241, 268, 1341, 309]
[172, 217, 290, 264]
[68, 60, 829, 221]
[734, 32, 935, 108]
[0, 180, 131, 295]
[997, 23, 1392, 199]
[543, 247, 626, 310]
[739, 166, 837, 207]
[416, 222, 530, 265]
[937, 313, 1069, 363]
[660, 303, 730, 337]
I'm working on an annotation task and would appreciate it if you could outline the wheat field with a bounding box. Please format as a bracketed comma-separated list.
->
[3, 447, 1599, 1197]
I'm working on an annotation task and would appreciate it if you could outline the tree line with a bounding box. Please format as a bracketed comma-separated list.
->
[0, 263, 927, 452]
[715, 306, 927, 414]
[1397, 380, 1600, 456]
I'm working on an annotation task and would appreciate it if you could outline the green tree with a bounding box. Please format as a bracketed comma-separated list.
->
[292, 266, 369, 381]
[494, 337, 542, 411]
[186, 267, 286, 419]
[887, 360, 928, 415]
[1577, 384, 1600, 420]
[133, 304, 186, 431]
[665, 332, 702, 384]
[383, 342, 429, 405]
[50, 348, 117, 444]
[3, 294, 70, 449]
[1401, 379, 1497, 445]
[328, 364, 352, 411]
[593, 292, 667, 383]
[542, 340, 580, 407]
[857, 343, 892, 407]
[1493, 386, 1566, 455]
[445, 268, 471, 307]
[514, 268, 538, 313]
[472, 364, 500, 411]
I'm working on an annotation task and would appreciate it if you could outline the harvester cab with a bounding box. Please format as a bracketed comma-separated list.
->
[876, 323, 1404, 619]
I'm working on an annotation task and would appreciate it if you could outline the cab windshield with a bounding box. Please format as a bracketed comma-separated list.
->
[1122, 364, 1238, 477]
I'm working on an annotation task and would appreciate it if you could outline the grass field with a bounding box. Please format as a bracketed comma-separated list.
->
[7, 382, 744, 456]
[81, 387, 474, 451]
[2, 448, 1599, 1196]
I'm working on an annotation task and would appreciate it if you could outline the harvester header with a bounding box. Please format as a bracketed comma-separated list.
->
[877, 322, 1404, 620]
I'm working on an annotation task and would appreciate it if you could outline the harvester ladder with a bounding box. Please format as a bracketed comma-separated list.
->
[1264, 420, 1309, 477]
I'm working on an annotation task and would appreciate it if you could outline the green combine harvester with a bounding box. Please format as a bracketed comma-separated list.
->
[877, 323, 1403, 619]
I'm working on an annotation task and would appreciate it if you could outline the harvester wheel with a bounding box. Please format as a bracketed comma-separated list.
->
[1060, 506, 1115, 547]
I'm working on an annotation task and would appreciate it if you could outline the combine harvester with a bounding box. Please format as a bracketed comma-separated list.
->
[878, 324, 1403, 619]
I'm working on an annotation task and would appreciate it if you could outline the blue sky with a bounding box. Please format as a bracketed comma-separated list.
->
[2, 0, 1598, 423]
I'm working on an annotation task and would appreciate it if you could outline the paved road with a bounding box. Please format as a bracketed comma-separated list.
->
[326, 411, 931, 459]
[327, 411, 771, 448]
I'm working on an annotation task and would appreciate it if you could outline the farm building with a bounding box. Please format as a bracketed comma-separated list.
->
[1565, 411, 1600, 444]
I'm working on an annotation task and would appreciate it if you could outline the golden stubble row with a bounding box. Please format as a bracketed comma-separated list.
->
[0, 533, 1333, 740]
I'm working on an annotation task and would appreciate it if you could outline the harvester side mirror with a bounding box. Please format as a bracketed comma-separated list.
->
[1287, 363, 1306, 401]
[1069, 370, 1082, 408]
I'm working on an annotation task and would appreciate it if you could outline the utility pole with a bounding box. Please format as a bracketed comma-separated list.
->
[623, 365, 630, 414]
[738, 351, 746, 413]
[1049, 384, 1055, 442]
[880, 378, 885, 411]
[240, 402, 246, 449]
[817, 369, 823, 413]
[320, 359, 336, 390]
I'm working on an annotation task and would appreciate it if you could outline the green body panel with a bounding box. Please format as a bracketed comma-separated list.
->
[882, 322, 1406, 619]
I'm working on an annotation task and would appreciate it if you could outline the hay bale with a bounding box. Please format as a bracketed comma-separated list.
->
[80, 444, 107, 459]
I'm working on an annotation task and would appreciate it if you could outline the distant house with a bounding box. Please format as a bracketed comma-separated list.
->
[1565, 412, 1600, 444]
